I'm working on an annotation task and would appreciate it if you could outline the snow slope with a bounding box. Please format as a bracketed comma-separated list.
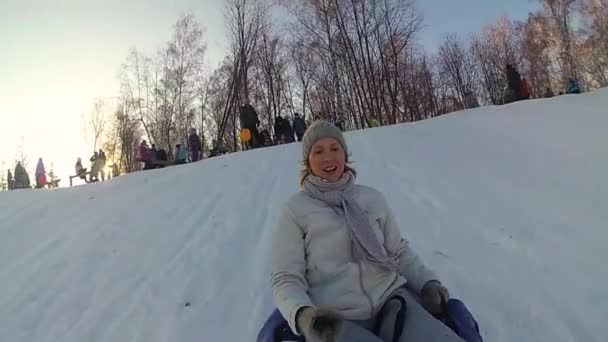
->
[1, 90, 607, 342]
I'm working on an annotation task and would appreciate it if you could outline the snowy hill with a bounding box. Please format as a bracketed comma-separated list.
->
[1, 90, 607, 342]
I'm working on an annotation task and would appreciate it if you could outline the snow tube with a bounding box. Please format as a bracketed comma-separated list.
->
[257, 299, 482, 342]
[256, 309, 303, 342]
[442, 299, 483, 342]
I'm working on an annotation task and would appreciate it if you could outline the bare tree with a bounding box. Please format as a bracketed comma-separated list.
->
[437, 34, 478, 109]
[537, 0, 580, 81]
[470, 17, 522, 104]
[289, 39, 314, 117]
[167, 14, 207, 144]
[0, 161, 7, 191]
[578, 0, 608, 87]
[226, 0, 268, 104]
[82, 99, 108, 152]
[15, 136, 29, 168]
[517, 14, 558, 96]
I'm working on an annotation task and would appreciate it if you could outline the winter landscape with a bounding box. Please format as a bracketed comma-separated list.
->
[1, 0, 607, 341]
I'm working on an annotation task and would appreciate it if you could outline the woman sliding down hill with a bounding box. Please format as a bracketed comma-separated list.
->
[271, 121, 463, 342]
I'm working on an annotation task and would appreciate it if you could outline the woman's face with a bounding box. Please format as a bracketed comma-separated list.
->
[308, 137, 346, 182]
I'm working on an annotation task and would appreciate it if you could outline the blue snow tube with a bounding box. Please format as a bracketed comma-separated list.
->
[442, 299, 483, 342]
[256, 309, 304, 342]
[258, 300, 482, 342]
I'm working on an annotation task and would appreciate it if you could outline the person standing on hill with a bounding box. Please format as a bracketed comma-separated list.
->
[271, 120, 459, 342]
[275, 116, 295, 144]
[7, 169, 14, 190]
[520, 78, 531, 100]
[174, 144, 187, 165]
[292, 113, 307, 142]
[98, 149, 107, 181]
[505, 64, 522, 103]
[13, 162, 30, 189]
[239, 103, 261, 148]
[139, 140, 152, 170]
[188, 128, 202, 162]
[35, 158, 47, 188]
[89, 152, 100, 182]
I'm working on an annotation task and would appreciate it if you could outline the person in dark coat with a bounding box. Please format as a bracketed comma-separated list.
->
[13, 162, 30, 189]
[139, 140, 152, 170]
[520, 78, 531, 100]
[7, 169, 13, 190]
[505, 64, 522, 103]
[275, 116, 295, 144]
[156, 148, 168, 168]
[188, 128, 202, 162]
[292, 113, 307, 142]
[260, 129, 274, 147]
[209, 140, 228, 157]
[150, 145, 158, 162]
[239, 103, 261, 148]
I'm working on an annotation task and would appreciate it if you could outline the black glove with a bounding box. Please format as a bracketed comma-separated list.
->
[296, 306, 343, 342]
[421, 280, 450, 315]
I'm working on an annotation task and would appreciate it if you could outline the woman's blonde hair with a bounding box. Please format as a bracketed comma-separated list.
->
[299, 159, 356, 187]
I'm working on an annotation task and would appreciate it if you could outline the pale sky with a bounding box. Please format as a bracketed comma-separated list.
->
[0, 0, 538, 185]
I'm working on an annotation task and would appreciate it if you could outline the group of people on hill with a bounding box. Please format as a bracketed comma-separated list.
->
[74, 149, 114, 184]
[505, 64, 582, 104]
[6, 158, 59, 190]
[137, 128, 204, 170]
[238, 103, 309, 149]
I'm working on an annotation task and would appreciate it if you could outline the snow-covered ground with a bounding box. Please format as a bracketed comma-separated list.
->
[1, 90, 607, 342]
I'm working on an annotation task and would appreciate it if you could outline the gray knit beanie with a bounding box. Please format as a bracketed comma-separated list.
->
[302, 120, 348, 162]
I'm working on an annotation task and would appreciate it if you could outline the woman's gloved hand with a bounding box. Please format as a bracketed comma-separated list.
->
[421, 280, 450, 315]
[296, 306, 343, 342]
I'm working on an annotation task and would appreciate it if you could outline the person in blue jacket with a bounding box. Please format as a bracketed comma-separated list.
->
[566, 79, 581, 94]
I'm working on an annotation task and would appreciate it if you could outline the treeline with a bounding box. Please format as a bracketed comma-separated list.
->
[91, 0, 607, 174]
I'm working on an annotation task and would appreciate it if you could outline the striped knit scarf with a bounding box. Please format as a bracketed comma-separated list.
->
[303, 172, 399, 270]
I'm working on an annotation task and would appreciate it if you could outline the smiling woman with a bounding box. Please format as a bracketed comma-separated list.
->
[300, 121, 356, 186]
[272, 120, 459, 342]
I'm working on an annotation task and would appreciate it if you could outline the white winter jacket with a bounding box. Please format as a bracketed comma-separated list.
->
[271, 184, 439, 334]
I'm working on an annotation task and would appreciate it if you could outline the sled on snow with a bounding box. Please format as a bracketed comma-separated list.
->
[257, 295, 482, 342]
